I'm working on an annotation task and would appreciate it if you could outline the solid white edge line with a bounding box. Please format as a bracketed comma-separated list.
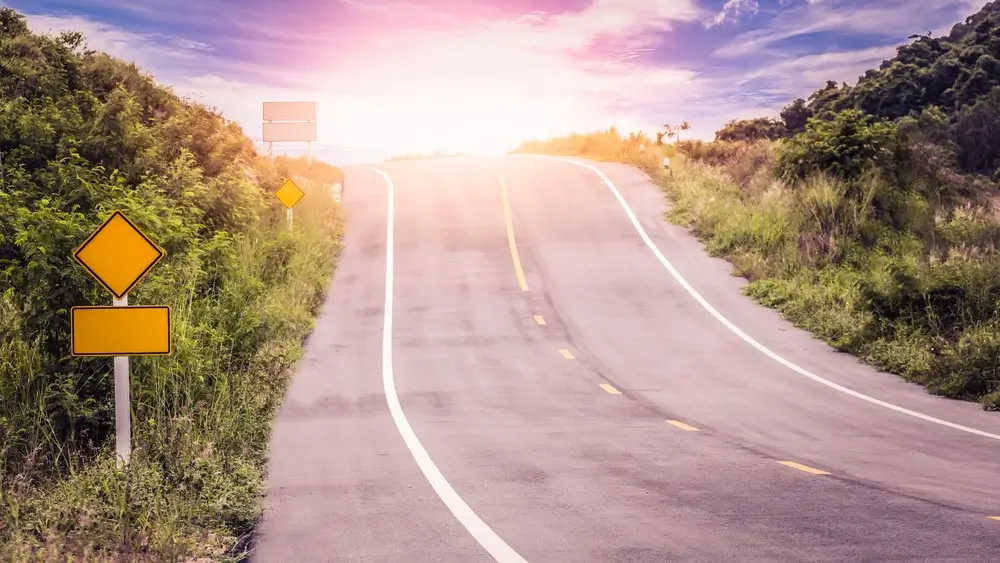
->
[518, 155, 1000, 442]
[353, 166, 529, 563]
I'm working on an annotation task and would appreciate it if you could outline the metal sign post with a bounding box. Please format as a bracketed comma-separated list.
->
[274, 179, 305, 230]
[113, 295, 131, 464]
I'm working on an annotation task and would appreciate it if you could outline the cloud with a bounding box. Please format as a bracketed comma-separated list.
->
[709, 0, 760, 28]
[714, 0, 983, 58]
[699, 0, 986, 129]
[15, 0, 992, 161]
[25, 13, 213, 69]
[734, 44, 900, 91]
[19, 2, 701, 158]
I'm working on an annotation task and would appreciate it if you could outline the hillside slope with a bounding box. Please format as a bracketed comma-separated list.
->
[0, 8, 342, 559]
[716, 0, 1000, 176]
[514, 1, 1000, 411]
[811, 0, 1000, 122]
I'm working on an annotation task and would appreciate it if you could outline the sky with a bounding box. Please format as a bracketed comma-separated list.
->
[6, 0, 993, 164]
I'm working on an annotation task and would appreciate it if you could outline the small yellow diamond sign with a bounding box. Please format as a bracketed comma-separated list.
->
[73, 211, 164, 300]
[274, 179, 305, 209]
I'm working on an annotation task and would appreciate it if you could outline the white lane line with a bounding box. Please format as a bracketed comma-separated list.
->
[354, 166, 529, 563]
[521, 155, 1000, 442]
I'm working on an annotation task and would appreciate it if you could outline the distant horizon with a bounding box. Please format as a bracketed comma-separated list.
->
[249, 130, 680, 166]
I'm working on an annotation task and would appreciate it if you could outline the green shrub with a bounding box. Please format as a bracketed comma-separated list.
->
[775, 109, 902, 182]
[0, 8, 345, 558]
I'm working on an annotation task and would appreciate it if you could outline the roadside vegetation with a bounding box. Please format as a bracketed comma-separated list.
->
[514, 1, 1000, 411]
[0, 8, 342, 560]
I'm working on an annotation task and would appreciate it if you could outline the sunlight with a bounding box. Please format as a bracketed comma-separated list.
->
[313, 39, 618, 157]
[321, 87, 573, 156]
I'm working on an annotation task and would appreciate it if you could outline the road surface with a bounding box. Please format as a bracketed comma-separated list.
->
[254, 155, 1000, 562]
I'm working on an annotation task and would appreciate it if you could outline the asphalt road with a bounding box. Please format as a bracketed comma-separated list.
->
[254, 155, 1000, 562]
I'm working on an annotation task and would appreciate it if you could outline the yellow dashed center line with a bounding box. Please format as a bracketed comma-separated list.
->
[599, 383, 621, 395]
[988, 516, 1000, 521]
[558, 348, 575, 360]
[666, 420, 699, 431]
[534, 314, 546, 325]
[777, 461, 830, 475]
[498, 176, 528, 292]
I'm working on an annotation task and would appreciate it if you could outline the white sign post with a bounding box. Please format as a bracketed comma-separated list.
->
[263, 101, 318, 230]
[113, 294, 131, 465]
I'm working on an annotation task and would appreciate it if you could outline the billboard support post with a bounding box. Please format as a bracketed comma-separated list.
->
[263, 102, 318, 231]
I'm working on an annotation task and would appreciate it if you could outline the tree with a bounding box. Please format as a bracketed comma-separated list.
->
[658, 124, 676, 145]
[677, 121, 691, 143]
[658, 122, 691, 145]
[799, 1, 1000, 121]
[714, 117, 785, 142]
[780, 99, 812, 135]
[0, 7, 28, 37]
[953, 85, 1000, 173]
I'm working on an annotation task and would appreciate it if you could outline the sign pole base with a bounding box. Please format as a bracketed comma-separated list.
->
[113, 295, 131, 467]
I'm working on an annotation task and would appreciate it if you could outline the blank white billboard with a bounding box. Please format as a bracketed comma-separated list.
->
[263, 101, 317, 122]
[263, 121, 317, 142]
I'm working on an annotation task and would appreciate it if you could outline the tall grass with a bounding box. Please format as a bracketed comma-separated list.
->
[513, 127, 675, 174]
[516, 132, 1000, 411]
[0, 175, 343, 560]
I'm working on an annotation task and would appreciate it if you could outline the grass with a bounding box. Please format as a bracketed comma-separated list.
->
[0, 173, 344, 561]
[512, 127, 675, 174]
[513, 130, 1000, 411]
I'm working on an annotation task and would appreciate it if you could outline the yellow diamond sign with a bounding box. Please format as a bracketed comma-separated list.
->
[274, 179, 305, 209]
[73, 211, 165, 300]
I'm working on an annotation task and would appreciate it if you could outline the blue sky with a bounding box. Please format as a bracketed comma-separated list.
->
[6, 0, 991, 163]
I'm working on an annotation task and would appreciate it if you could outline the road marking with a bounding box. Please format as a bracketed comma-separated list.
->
[599, 383, 621, 395]
[777, 461, 830, 475]
[498, 176, 529, 292]
[534, 314, 546, 325]
[666, 420, 699, 431]
[559, 348, 575, 360]
[529, 155, 1000, 443]
[988, 516, 1000, 521]
[355, 166, 528, 563]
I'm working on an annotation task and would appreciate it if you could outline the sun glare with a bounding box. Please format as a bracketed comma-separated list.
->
[314, 41, 606, 157]
[325, 88, 566, 156]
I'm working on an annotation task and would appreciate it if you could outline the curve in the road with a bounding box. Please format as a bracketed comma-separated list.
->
[519, 154, 1000, 443]
[354, 166, 528, 563]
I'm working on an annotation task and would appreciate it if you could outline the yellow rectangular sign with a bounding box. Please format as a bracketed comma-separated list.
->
[71, 306, 171, 356]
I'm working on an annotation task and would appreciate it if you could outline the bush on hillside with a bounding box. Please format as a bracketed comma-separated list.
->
[774, 109, 902, 182]
[0, 8, 343, 557]
[679, 140, 775, 193]
[714, 117, 786, 142]
[953, 86, 1000, 175]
